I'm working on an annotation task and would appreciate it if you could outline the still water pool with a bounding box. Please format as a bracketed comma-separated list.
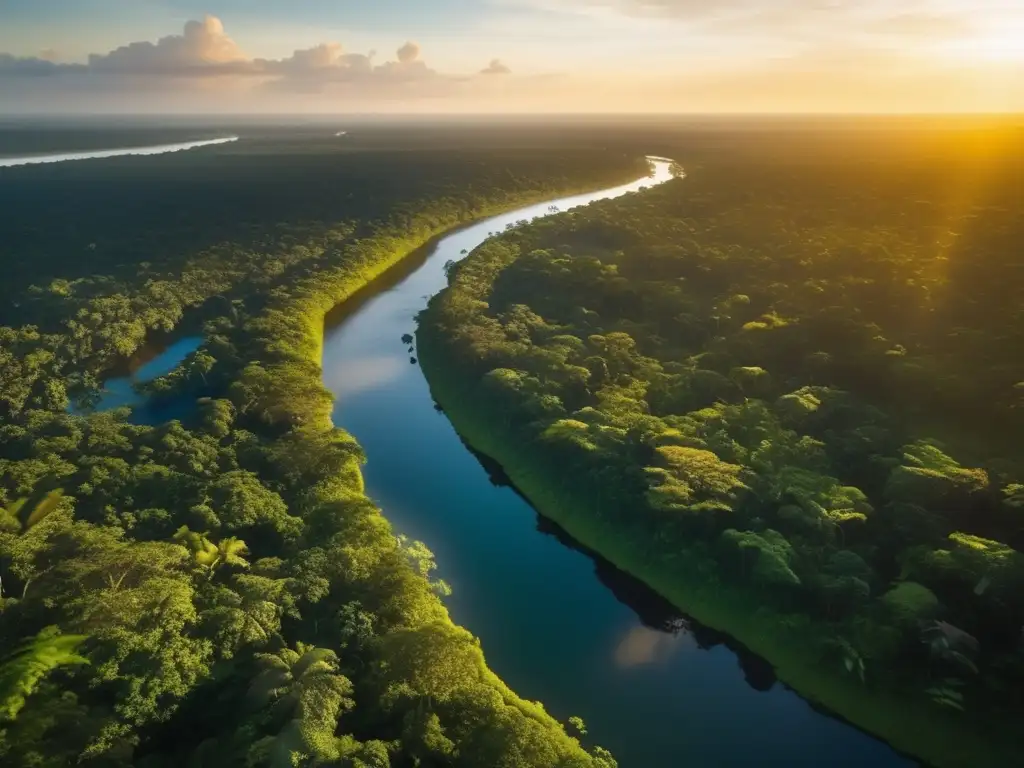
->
[77, 336, 203, 425]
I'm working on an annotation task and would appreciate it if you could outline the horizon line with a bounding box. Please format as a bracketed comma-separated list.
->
[1, 111, 1022, 120]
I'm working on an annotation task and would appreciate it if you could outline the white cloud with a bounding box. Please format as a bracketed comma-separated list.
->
[0, 16, 508, 105]
[258, 44, 375, 82]
[0, 9, 1018, 113]
[87, 15, 249, 75]
[254, 42, 456, 98]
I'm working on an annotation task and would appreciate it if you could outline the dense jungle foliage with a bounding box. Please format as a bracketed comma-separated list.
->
[0, 131, 644, 767]
[420, 125, 1024, 765]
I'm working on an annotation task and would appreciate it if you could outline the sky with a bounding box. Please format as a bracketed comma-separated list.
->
[0, 0, 1022, 113]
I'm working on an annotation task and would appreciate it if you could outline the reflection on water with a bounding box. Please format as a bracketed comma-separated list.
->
[130, 336, 204, 381]
[74, 336, 203, 424]
[536, 511, 780, 693]
[463, 437, 781, 690]
[615, 625, 694, 668]
[323, 159, 910, 766]
[323, 355, 407, 396]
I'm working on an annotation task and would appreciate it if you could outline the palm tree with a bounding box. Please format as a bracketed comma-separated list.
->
[1, 489, 65, 599]
[1, 489, 64, 535]
[250, 643, 345, 710]
[172, 526, 249, 578]
[248, 644, 355, 765]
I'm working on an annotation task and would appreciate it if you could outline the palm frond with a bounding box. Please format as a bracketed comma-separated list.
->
[0, 629, 88, 721]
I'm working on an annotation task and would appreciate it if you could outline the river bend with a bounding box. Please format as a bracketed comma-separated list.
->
[320, 159, 911, 767]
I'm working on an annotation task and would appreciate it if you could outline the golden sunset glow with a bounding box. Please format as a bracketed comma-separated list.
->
[0, 1, 1021, 113]
[2, 3, 1024, 768]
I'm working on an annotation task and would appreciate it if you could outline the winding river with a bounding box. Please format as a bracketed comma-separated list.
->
[321, 160, 913, 767]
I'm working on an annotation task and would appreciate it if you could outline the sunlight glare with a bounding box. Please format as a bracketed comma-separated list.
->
[941, 17, 1024, 62]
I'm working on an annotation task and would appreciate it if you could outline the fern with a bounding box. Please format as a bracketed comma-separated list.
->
[0, 628, 88, 721]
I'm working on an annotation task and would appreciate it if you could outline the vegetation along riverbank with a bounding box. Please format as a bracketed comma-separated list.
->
[418, 123, 1024, 767]
[0, 129, 646, 766]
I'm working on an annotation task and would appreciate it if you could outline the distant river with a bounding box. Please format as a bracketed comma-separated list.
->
[0, 136, 238, 167]
[320, 160, 914, 767]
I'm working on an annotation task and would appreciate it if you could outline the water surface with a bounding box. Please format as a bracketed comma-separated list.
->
[75, 336, 203, 424]
[321, 161, 914, 767]
[0, 137, 238, 167]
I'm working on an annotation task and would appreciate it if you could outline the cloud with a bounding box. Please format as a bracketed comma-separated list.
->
[0, 54, 84, 77]
[868, 12, 972, 40]
[87, 15, 250, 76]
[617, 0, 768, 18]
[396, 41, 421, 64]
[0, 17, 508, 106]
[370, 44, 442, 86]
[552, 0, 834, 21]
[525, 0, 977, 42]
[256, 41, 449, 95]
[614, 625, 691, 667]
[480, 59, 512, 75]
[1, 9, 1018, 113]
[258, 44, 374, 81]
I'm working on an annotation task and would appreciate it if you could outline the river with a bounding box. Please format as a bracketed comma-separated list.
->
[320, 159, 913, 767]
[0, 136, 238, 168]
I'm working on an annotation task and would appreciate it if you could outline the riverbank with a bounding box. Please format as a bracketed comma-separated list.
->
[262, 159, 650, 431]
[0, 145, 652, 763]
[164, 162, 658, 761]
[415, 319, 1019, 768]
[229, 158, 654, 763]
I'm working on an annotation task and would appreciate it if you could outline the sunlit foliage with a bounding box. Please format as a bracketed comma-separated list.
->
[420, 126, 1024, 750]
[0, 138, 638, 765]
